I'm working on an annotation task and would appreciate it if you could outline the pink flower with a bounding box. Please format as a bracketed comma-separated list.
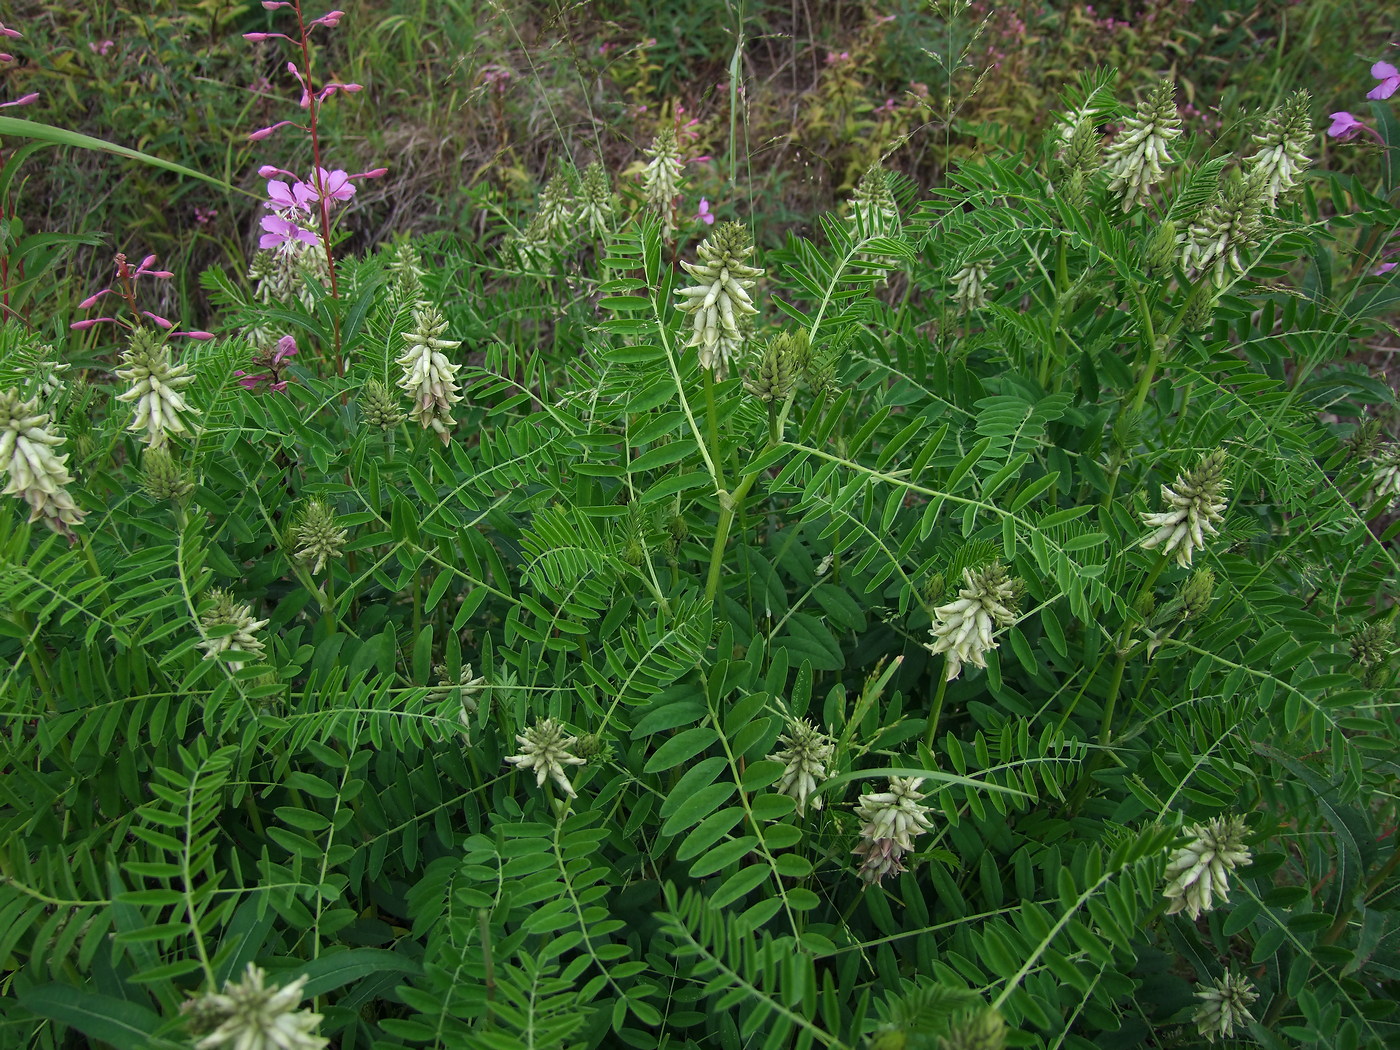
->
[1368, 60, 1400, 101]
[266, 177, 314, 212]
[88, 39, 114, 56]
[305, 167, 356, 204]
[825, 50, 851, 65]
[1327, 111, 1366, 139]
[0, 93, 39, 108]
[1373, 262, 1397, 276]
[249, 119, 298, 141]
[697, 199, 715, 225]
[234, 336, 298, 392]
[309, 10, 345, 28]
[0, 22, 22, 39]
[194, 206, 217, 225]
[259, 212, 319, 250]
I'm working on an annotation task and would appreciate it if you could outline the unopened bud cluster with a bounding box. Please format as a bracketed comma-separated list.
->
[359, 379, 406, 431]
[1162, 812, 1251, 920]
[141, 446, 195, 502]
[0, 388, 85, 538]
[642, 127, 685, 233]
[744, 329, 807, 403]
[951, 261, 992, 313]
[1192, 971, 1258, 1043]
[291, 498, 348, 574]
[675, 222, 763, 379]
[1181, 170, 1267, 286]
[1245, 89, 1313, 209]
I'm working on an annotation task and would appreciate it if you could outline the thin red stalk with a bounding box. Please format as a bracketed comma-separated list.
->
[292, 0, 344, 377]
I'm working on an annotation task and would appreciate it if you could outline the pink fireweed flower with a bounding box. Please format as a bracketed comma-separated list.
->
[266, 177, 315, 212]
[309, 10, 345, 28]
[243, 31, 295, 43]
[194, 207, 217, 225]
[259, 212, 319, 250]
[315, 81, 362, 103]
[697, 199, 715, 225]
[89, 39, 114, 55]
[825, 50, 851, 65]
[0, 22, 22, 38]
[305, 167, 355, 204]
[1369, 60, 1400, 101]
[1327, 111, 1366, 139]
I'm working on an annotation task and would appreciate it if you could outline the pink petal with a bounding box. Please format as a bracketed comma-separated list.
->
[137, 254, 158, 270]
[312, 10, 346, 27]
[0, 92, 40, 108]
[77, 289, 112, 309]
[1372, 61, 1399, 80]
[1367, 78, 1399, 101]
[178, 330, 217, 340]
[353, 167, 388, 179]
[143, 311, 174, 329]
[249, 120, 294, 141]
[0, 24, 23, 39]
[71, 318, 116, 330]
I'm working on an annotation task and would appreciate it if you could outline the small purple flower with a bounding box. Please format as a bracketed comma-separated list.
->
[697, 199, 715, 225]
[1327, 111, 1366, 139]
[235, 336, 298, 392]
[88, 39, 115, 56]
[1374, 262, 1397, 276]
[1368, 60, 1400, 101]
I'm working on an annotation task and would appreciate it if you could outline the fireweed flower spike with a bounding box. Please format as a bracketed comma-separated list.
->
[506, 717, 586, 798]
[1162, 813, 1252, 920]
[674, 221, 763, 379]
[197, 589, 269, 672]
[767, 718, 836, 815]
[114, 328, 200, 448]
[1102, 79, 1182, 212]
[1246, 89, 1313, 209]
[0, 388, 85, 539]
[396, 306, 463, 443]
[1192, 972, 1258, 1043]
[182, 963, 327, 1050]
[852, 777, 934, 886]
[1139, 450, 1229, 568]
[926, 563, 1019, 681]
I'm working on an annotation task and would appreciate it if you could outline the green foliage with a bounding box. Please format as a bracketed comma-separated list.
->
[4, 6, 1400, 1050]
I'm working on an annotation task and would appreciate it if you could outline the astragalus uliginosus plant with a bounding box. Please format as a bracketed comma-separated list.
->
[2, 66, 1398, 1050]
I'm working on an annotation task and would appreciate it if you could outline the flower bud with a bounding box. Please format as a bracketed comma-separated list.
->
[291, 498, 348, 574]
[140, 446, 195, 502]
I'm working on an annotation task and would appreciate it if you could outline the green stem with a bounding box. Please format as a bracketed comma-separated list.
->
[923, 670, 951, 750]
[1128, 289, 1161, 414]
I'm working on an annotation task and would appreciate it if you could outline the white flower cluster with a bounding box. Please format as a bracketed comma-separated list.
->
[1246, 89, 1312, 210]
[506, 717, 586, 797]
[852, 776, 934, 885]
[1192, 971, 1258, 1043]
[1102, 80, 1182, 212]
[1162, 813, 1252, 920]
[396, 306, 463, 444]
[198, 588, 269, 672]
[1140, 450, 1229, 568]
[0, 388, 85, 539]
[767, 718, 835, 815]
[1181, 171, 1267, 287]
[675, 222, 763, 379]
[951, 260, 992, 314]
[183, 964, 327, 1050]
[1364, 444, 1400, 512]
[115, 328, 199, 448]
[577, 161, 616, 238]
[926, 563, 1018, 681]
[642, 127, 685, 233]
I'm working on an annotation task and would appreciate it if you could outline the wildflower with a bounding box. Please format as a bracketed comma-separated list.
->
[1364, 443, 1400, 512]
[1162, 813, 1251, 920]
[642, 126, 685, 231]
[926, 563, 1019, 681]
[396, 306, 463, 443]
[140, 446, 195, 502]
[767, 718, 836, 815]
[291, 498, 347, 574]
[1326, 111, 1367, 140]
[849, 165, 900, 240]
[235, 335, 299, 393]
[674, 221, 763, 378]
[114, 329, 199, 448]
[1192, 971, 1258, 1043]
[852, 777, 934, 885]
[1139, 450, 1229, 568]
[197, 589, 269, 672]
[88, 39, 114, 56]
[1246, 90, 1312, 209]
[358, 379, 406, 430]
[576, 162, 616, 238]
[744, 329, 804, 403]
[429, 663, 488, 742]
[1368, 60, 1400, 101]
[182, 963, 326, 1050]
[939, 1007, 1007, 1050]
[697, 198, 715, 225]
[951, 261, 992, 314]
[0, 388, 85, 539]
[1177, 567, 1216, 621]
[506, 717, 587, 797]
[260, 212, 319, 251]
[1102, 80, 1182, 211]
